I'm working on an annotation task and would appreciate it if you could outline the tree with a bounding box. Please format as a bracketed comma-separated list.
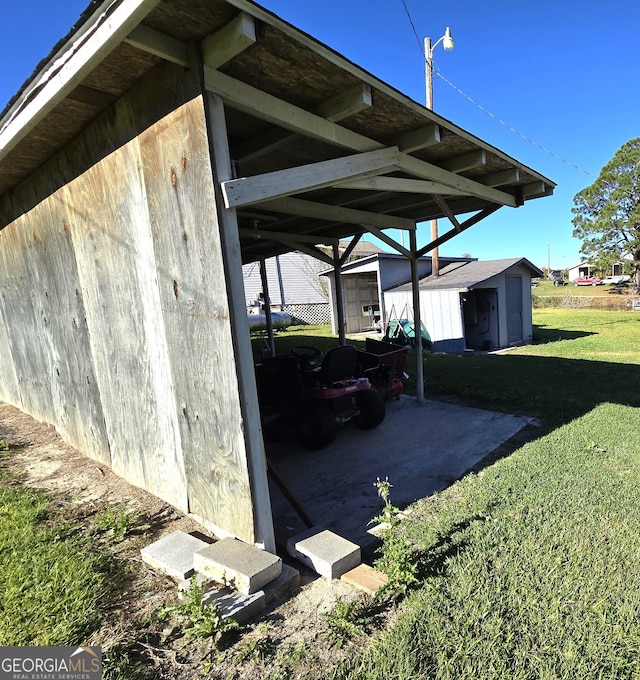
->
[572, 138, 640, 290]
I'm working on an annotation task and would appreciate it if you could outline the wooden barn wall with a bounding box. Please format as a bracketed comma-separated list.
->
[0, 61, 257, 543]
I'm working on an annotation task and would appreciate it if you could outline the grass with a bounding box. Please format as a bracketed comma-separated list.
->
[336, 402, 640, 679]
[2, 309, 640, 678]
[0, 447, 117, 645]
[325, 309, 640, 679]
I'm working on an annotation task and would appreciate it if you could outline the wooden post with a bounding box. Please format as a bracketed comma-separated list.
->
[410, 230, 424, 403]
[205, 91, 275, 553]
[333, 243, 346, 345]
[259, 259, 275, 357]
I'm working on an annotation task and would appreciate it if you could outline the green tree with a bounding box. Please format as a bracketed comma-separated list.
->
[572, 138, 640, 290]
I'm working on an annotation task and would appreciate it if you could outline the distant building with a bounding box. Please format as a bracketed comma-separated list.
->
[243, 241, 384, 324]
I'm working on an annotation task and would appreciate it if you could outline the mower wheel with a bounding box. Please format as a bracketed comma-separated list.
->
[296, 403, 338, 450]
[352, 389, 386, 430]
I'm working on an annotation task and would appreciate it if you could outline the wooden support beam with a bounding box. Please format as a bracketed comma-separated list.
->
[337, 175, 467, 197]
[523, 182, 551, 198]
[204, 66, 384, 153]
[433, 195, 461, 231]
[366, 225, 411, 259]
[232, 84, 373, 164]
[440, 150, 486, 173]
[480, 168, 520, 187]
[416, 205, 501, 257]
[393, 124, 441, 153]
[222, 147, 401, 208]
[124, 23, 188, 66]
[66, 84, 118, 108]
[201, 12, 256, 69]
[261, 196, 416, 232]
[239, 228, 339, 245]
[315, 83, 373, 121]
[279, 241, 335, 267]
[204, 92, 275, 552]
[338, 234, 362, 266]
[397, 153, 517, 207]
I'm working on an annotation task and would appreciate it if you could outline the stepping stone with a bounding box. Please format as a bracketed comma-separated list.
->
[193, 537, 282, 595]
[287, 527, 361, 580]
[141, 530, 209, 580]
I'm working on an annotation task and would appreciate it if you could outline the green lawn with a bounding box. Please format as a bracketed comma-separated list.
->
[0, 447, 116, 645]
[331, 309, 640, 679]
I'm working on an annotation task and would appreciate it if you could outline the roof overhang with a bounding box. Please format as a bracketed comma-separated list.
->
[0, 0, 556, 262]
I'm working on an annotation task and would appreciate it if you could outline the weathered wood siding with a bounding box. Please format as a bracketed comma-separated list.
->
[0, 62, 258, 543]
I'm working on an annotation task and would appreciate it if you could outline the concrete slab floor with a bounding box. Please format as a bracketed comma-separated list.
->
[267, 396, 533, 550]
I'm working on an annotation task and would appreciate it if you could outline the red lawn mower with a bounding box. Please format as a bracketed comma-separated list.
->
[255, 343, 400, 450]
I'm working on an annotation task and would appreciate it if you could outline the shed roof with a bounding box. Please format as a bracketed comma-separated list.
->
[390, 257, 543, 292]
[0, 0, 555, 262]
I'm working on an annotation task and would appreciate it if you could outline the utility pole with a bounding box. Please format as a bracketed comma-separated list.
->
[424, 27, 453, 277]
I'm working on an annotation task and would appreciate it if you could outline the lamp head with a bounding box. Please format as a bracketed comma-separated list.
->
[443, 26, 454, 51]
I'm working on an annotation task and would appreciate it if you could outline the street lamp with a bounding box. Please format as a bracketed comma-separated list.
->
[425, 27, 454, 276]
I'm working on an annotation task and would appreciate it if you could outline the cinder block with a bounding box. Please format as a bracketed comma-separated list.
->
[193, 537, 282, 595]
[179, 582, 266, 623]
[263, 563, 300, 604]
[341, 563, 388, 593]
[141, 530, 209, 580]
[287, 527, 361, 580]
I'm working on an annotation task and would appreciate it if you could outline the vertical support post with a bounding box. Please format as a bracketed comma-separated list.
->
[333, 243, 346, 346]
[259, 259, 275, 357]
[410, 230, 425, 403]
[205, 91, 275, 553]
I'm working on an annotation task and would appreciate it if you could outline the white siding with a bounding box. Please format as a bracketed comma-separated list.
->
[243, 252, 328, 306]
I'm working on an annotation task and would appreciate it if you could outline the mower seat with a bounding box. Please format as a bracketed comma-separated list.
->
[318, 345, 358, 387]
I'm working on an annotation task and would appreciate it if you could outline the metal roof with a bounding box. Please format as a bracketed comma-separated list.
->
[390, 257, 543, 292]
[0, 0, 556, 262]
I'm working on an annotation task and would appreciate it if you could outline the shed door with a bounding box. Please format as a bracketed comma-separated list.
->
[506, 276, 523, 344]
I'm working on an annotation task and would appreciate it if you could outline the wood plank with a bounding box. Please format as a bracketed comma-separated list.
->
[204, 66, 384, 153]
[66, 115, 189, 512]
[262, 196, 416, 231]
[222, 147, 401, 208]
[201, 12, 256, 69]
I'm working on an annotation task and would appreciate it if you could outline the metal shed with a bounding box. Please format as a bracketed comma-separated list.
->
[385, 258, 543, 352]
[0, 0, 554, 554]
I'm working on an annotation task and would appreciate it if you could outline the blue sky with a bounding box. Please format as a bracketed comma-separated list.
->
[2, 1, 639, 271]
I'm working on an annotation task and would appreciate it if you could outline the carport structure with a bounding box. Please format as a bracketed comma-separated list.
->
[0, 0, 554, 554]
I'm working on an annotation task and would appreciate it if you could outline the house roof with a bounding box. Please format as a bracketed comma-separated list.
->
[0, 0, 556, 263]
[390, 257, 543, 292]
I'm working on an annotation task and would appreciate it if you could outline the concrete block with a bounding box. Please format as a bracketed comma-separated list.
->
[287, 527, 361, 580]
[263, 563, 300, 604]
[141, 530, 209, 580]
[180, 583, 266, 623]
[193, 537, 282, 595]
[341, 564, 388, 593]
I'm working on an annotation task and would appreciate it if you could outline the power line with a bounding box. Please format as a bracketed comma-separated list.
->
[399, 0, 595, 178]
